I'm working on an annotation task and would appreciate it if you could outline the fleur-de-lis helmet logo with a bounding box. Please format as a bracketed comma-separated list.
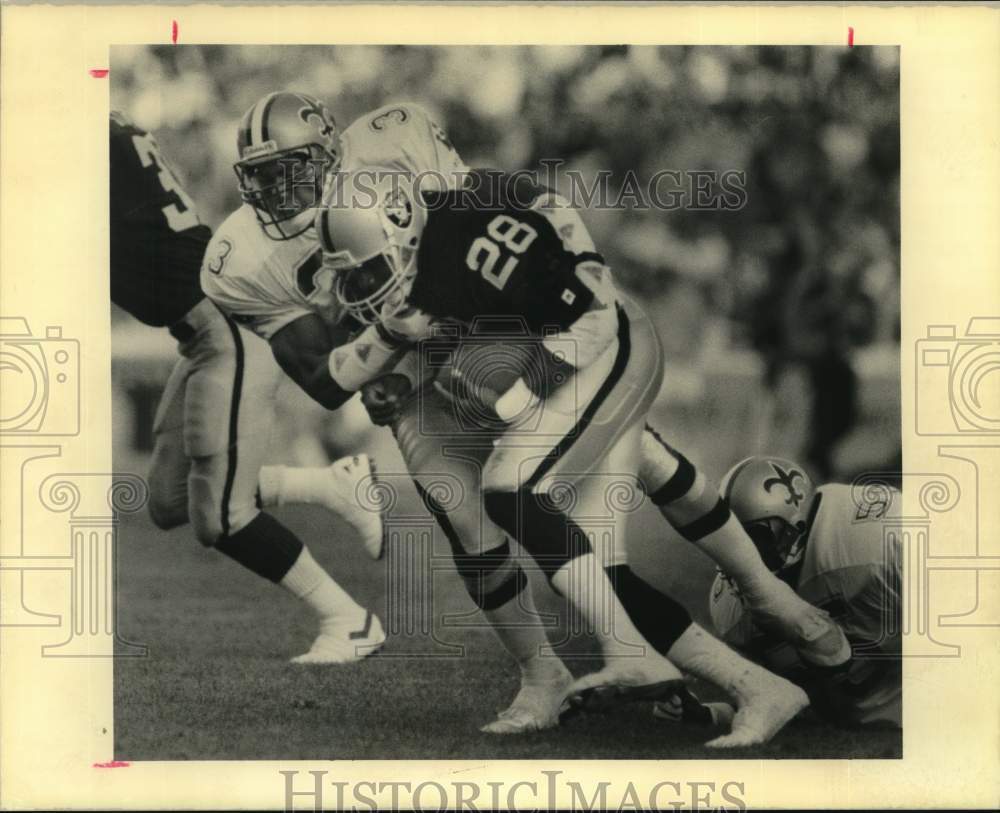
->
[297, 95, 337, 145]
[763, 463, 807, 507]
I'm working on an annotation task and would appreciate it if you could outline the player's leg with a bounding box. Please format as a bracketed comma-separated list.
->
[393, 389, 572, 733]
[483, 305, 684, 702]
[567, 367, 808, 744]
[638, 424, 850, 667]
[148, 356, 193, 530]
[180, 302, 382, 662]
[148, 345, 383, 560]
[258, 453, 384, 561]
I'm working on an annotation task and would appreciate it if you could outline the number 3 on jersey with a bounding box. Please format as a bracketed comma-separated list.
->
[465, 215, 537, 290]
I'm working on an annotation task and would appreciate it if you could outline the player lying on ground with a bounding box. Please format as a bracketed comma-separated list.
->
[320, 169, 819, 746]
[672, 456, 900, 729]
[110, 111, 383, 664]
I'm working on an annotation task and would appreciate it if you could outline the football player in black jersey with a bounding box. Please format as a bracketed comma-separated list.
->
[316, 170, 834, 745]
[110, 111, 386, 662]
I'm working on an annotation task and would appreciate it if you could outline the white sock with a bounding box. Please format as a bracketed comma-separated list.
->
[280, 547, 363, 623]
[483, 586, 568, 682]
[258, 464, 331, 507]
[667, 622, 773, 703]
[694, 515, 784, 605]
[551, 553, 656, 661]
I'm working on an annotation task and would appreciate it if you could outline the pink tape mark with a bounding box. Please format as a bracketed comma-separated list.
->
[172, 20, 178, 44]
[93, 761, 130, 768]
[89, 69, 109, 78]
[848, 27, 855, 46]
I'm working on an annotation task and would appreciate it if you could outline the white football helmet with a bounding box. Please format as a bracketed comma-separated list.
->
[720, 456, 816, 572]
[317, 170, 425, 325]
[234, 91, 342, 240]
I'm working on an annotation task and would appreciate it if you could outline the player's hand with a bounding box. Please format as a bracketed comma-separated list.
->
[360, 374, 413, 427]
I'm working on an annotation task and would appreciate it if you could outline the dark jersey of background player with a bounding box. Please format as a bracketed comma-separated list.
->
[110, 111, 210, 327]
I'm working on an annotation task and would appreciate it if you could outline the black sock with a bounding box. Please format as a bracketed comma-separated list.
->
[605, 563, 692, 655]
[214, 512, 305, 583]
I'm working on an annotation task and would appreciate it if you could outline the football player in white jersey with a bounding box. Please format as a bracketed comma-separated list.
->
[199, 92, 470, 664]
[111, 110, 383, 666]
[701, 457, 901, 729]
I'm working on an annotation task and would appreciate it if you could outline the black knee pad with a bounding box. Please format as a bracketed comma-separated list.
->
[417, 483, 527, 610]
[642, 427, 731, 542]
[214, 513, 304, 583]
[484, 490, 592, 580]
[452, 539, 527, 611]
[605, 564, 692, 655]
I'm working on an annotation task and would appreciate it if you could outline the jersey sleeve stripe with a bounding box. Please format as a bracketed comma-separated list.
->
[317, 209, 333, 252]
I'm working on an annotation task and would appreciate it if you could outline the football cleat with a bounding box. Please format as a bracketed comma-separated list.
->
[705, 679, 809, 748]
[325, 454, 385, 561]
[700, 661, 809, 748]
[290, 610, 385, 664]
[480, 668, 574, 735]
[567, 657, 686, 712]
[652, 688, 736, 729]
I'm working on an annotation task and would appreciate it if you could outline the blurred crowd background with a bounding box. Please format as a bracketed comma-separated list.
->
[111, 45, 900, 485]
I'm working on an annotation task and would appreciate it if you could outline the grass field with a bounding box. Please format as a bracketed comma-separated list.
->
[114, 436, 901, 761]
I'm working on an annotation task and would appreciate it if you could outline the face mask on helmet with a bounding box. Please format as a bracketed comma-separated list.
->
[333, 241, 417, 326]
[743, 516, 807, 573]
[234, 91, 342, 241]
[235, 144, 336, 240]
[321, 175, 423, 325]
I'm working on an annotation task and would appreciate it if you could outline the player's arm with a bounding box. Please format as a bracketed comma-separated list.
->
[268, 314, 356, 410]
[270, 315, 411, 411]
